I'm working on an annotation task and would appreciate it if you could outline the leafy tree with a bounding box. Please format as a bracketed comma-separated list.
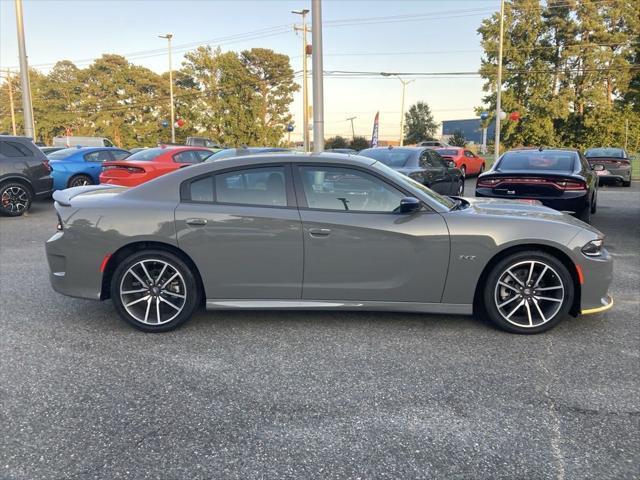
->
[449, 130, 467, 147]
[325, 136, 349, 149]
[403, 101, 438, 144]
[349, 136, 369, 151]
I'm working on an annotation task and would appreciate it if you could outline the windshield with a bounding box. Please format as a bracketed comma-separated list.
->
[497, 150, 576, 171]
[125, 147, 166, 161]
[47, 148, 80, 160]
[584, 148, 625, 158]
[370, 161, 457, 210]
[436, 149, 461, 156]
[359, 148, 416, 168]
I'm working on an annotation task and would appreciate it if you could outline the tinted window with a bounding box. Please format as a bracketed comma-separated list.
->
[104, 139, 114, 147]
[111, 150, 130, 160]
[425, 151, 446, 168]
[584, 148, 625, 158]
[436, 149, 460, 156]
[84, 150, 113, 162]
[358, 148, 415, 168]
[207, 149, 244, 161]
[126, 148, 166, 161]
[195, 150, 213, 161]
[464, 150, 476, 158]
[299, 166, 404, 212]
[47, 148, 79, 160]
[498, 151, 577, 171]
[0, 141, 32, 157]
[189, 176, 214, 203]
[173, 151, 199, 163]
[215, 167, 287, 206]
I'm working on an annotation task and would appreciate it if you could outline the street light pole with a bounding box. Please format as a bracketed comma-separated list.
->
[311, 0, 324, 153]
[159, 33, 175, 143]
[346, 116, 356, 140]
[15, 0, 35, 138]
[494, 0, 505, 159]
[382, 73, 414, 146]
[292, 9, 310, 152]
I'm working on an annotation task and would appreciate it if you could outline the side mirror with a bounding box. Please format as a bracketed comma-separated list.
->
[399, 197, 421, 214]
[592, 164, 605, 171]
[446, 160, 456, 169]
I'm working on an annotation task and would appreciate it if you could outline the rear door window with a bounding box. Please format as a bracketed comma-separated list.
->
[84, 150, 113, 162]
[215, 167, 288, 207]
[174, 151, 199, 163]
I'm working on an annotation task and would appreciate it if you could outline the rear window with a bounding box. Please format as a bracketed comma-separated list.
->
[359, 149, 415, 168]
[0, 140, 33, 157]
[436, 149, 460, 156]
[126, 148, 166, 161]
[47, 148, 80, 160]
[584, 148, 625, 158]
[498, 151, 577, 171]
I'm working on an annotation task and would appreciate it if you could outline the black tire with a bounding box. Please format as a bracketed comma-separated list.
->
[479, 163, 485, 175]
[0, 181, 32, 217]
[590, 194, 597, 214]
[67, 174, 93, 188]
[460, 165, 466, 178]
[456, 178, 465, 196]
[622, 180, 631, 187]
[579, 202, 591, 223]
[482, 250, 574, 334]
[111, 250, 200, 332]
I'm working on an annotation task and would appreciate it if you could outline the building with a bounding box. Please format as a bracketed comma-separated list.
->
[441, 118, 495, 145]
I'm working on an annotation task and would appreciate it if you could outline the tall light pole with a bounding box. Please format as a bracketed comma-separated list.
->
[382, 73, 414, 146]
[311, 0, 324, 153]
[15, 0, 35, 138]
[159, 33, 175, 143]
[494, 0, 505, 159]
[346, 116, 357, 139]
[292, 9, 310, 152]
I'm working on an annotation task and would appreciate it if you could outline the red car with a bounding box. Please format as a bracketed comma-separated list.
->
[100, 146, 213, 187]
[434, 147, 486, 177]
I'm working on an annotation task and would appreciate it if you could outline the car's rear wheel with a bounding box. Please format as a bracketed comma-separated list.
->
[111, 250, 200, 332]
[460, 165, 466, 178]
[483, 251, 574, 334]
[456, 178, 464, 196]
[579, 202, 592, 223]
[0, 182, 32, 217]
[622, 179, 631, 187]
[67, 174, 93, 188]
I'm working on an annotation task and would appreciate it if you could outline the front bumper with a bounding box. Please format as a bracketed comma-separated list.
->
[577, 247, 614, 314]
[581, 295, 613, 315]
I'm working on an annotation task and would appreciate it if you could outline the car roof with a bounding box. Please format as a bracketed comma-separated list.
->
[361, 146, 425, 152]
[508, 147, 578, 153]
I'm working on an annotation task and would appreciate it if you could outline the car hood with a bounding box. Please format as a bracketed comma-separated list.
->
[459, 196, 602, 235]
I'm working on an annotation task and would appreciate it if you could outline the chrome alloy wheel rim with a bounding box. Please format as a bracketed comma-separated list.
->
[120, 259, 187, 325]
[70, 177, 90, 187]
[1, 186, 29, 214]
[494, 260, 565, 328]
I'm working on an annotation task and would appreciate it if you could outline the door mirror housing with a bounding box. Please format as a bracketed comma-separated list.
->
[399, 197, 421, 214]
[592, 164, 605, 171]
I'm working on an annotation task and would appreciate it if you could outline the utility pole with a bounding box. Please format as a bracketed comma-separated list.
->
[494, 0, 505, 159]
[15, 0, 35, 138]
[159, 33, 175, 143]
[311, 0, 324, 153]
[2, 70, 18, 135]
[346, 116, 356, 140]
[381, 73, 414, 146]
[292, 9, 310, 152]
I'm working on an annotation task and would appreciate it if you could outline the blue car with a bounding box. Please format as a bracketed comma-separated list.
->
[48, 147, 131, 190]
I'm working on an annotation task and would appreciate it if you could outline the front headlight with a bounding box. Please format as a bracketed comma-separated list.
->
[582, 238, 604, 257]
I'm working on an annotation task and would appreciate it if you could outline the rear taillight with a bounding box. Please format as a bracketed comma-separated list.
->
[476, 177, 502, 188]
[103, 165, 145, 174]
[477, 177, 586, 191]
[42, 159, 52, 173]
[556, 180, 586, 191]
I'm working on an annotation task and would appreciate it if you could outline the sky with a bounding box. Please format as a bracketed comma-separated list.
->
[0, 0, 498, 142]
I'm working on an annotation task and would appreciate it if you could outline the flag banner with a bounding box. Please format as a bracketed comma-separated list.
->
[370, 111, 379, 148]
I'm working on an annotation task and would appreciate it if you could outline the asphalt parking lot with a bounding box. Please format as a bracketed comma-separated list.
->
[1, 178, 639, 479]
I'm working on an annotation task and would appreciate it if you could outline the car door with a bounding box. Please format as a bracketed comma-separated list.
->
[294, 164, 450, 303]
[463, 150, 480, 174]
[175, 164, 303, 299]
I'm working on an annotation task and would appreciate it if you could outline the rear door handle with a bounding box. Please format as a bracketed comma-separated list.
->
[309, 228, 331, 237]
[186, 218, 207, 226]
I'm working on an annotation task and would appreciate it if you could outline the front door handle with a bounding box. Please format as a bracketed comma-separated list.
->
[309, 228, 331, 237]
[186, 218, 207, 226]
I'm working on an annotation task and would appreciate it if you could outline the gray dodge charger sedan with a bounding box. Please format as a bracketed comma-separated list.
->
[46, 153, 613, 334]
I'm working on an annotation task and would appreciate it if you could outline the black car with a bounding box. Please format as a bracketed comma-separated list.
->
[584, 147, 632, 187]
[476, 148, 598, 223]
[0, 136, 53, 216]
[359, 146, 465, 196]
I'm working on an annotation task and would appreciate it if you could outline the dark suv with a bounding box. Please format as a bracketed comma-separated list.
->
[0, 136, 53, 216]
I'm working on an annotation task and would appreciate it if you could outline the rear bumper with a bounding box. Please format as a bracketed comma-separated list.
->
[33, 177, 53, 198]
[475, 189, 589, 214]
[597, 170, 631, 184]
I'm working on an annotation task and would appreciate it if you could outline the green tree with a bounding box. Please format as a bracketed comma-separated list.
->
[349, 136, 370, 151]
[449, 129, 467, 147]
[325, 136, 349, 149]
[403, 101, 438, 144]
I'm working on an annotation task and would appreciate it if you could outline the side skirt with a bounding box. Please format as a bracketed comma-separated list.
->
[205, 299, 472, 315]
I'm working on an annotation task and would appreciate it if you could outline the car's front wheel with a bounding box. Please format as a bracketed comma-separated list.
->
[483, 251, 574, 334]
[111, 250, 200, 332]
